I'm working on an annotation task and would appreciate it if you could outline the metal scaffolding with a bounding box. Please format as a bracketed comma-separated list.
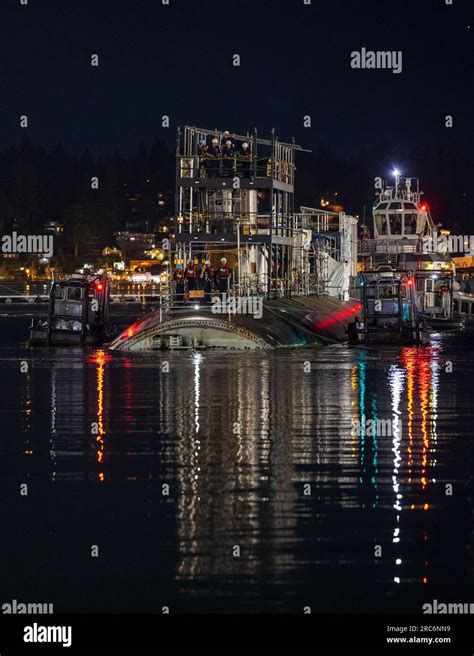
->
[173, 125, 310, 299]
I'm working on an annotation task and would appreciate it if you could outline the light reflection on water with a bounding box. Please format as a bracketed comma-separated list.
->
[0, 320, 472, 613]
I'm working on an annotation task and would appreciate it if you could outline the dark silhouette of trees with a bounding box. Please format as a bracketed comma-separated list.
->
[0, 137, 471, 261]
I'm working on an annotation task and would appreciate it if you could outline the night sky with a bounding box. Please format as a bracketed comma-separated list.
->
[1, 0, 472, 156]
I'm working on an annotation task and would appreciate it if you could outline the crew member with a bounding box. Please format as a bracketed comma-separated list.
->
[215, 257, 232, 296]
[222, 140, 235, 176]
[239, 142, 252, 177]
[439, 283, 451, 319]
[185, 260, 198, 293]
[348, 315, 365, 341]
[173, 265, 185, 304]
[207, 138, 221, 177]
[220, 130, 234, 149]
[200, 260, 215, 303]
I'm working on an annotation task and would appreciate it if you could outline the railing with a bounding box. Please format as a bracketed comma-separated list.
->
[235, 273, 268, 296]
[295, 213, 341, 234]
[358, 238, 422, 256]
[179, 155, 295, 185]
[156, 290, 173, 323]
[176, 214, 299, 239]
[166, 272, 303, 309]
[235, 276, 291, 300]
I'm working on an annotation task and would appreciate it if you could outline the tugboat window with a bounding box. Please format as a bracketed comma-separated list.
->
[375, 214, 388, 235]
[379, 285, 394, 298]
[404, 213, 417, 234]
[389, 214, 402, 235]
[67, 287, 82, 301]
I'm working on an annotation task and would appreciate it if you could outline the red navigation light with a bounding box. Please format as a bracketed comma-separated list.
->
[420, 203, 429, 211]
[96, 282, 104, 291]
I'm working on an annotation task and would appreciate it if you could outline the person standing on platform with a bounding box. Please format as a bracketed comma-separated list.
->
[239, 142, 252, 177]
[185, 260, 198, 294]
[173, 265, 185, 304]
[222, 140, 235, 177]
[215, 258, 232, 297]
[200, 260, 215, 304]
[220, 130, 234, 150]
[439, 283, 451, 319]
[207, 138, 221, 178]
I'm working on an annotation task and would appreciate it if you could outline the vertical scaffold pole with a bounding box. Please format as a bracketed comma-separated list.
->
[268, 128, 275, 298]
[237, 216, 241, 295]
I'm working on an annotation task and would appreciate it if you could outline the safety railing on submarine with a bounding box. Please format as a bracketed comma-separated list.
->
[154, 273, 325, 324]
[179, 156, 295, 185]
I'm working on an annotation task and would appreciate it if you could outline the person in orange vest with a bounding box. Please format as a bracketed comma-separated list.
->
[173, 265, 185, 304]
[185, 260, 198, 293]
[215, 257, 232, 296]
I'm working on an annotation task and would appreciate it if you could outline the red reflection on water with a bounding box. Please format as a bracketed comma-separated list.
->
[91, 349, 111, 480]
[400, 347, 438, 491]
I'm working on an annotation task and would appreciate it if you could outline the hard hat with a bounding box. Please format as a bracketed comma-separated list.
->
[242, 142, 249, 149]
[221, 257, 227, 263]
[225, 140, 232, 146]
[223, 130, 230, 136]
[212, 138, 219, 144]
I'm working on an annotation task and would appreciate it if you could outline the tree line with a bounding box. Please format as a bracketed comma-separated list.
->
[0, 136, 472, 257]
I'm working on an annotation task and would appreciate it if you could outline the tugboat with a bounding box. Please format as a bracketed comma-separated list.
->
[29, 274, 113, 346]
[348, 268, 429, 345]
[358, 172, 464, 330]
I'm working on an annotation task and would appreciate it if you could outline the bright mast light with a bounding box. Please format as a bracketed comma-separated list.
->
[392, 169, 401, 195]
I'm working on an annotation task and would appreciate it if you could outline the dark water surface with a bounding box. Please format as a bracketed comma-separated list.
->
[0, 314, 472, 613]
